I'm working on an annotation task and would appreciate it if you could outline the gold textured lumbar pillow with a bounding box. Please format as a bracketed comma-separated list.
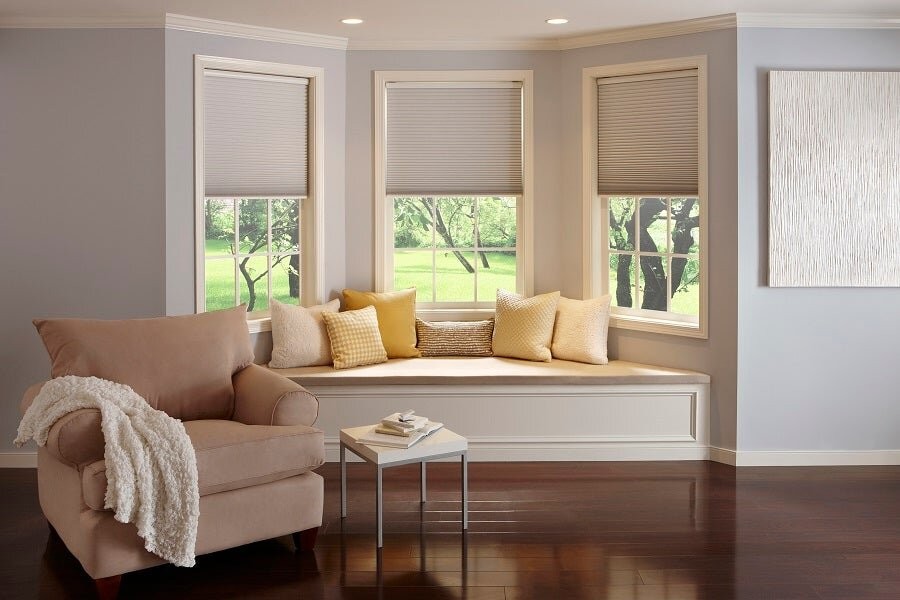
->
[321, 306, 388, 370]
[551, 295, 612, 365]
[269, 298, 341, 368]
[342, 288, 420, 358]
[415, 319, 494, 357]
[492, 289, 560, 362]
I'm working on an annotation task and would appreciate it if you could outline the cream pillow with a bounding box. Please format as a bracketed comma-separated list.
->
[342, 288, 420, 358]
[321, 306, 388, 370]
[268, 299, 340, 368]
[492, 289, 560, 362]
[551, 295, 612, 365]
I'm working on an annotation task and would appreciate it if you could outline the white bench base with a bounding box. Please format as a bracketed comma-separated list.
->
[273, 358, 710, 462]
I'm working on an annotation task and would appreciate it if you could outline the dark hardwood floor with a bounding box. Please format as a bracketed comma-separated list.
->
[2, 461, 900, 599]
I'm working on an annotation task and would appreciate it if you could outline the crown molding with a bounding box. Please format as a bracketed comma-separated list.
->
[0, 15, 162, 29]
[164, 14, 348, 49]
[736, 13, 900, 29]
[557, 14, 737, 50]
[349, 38, 558, 51]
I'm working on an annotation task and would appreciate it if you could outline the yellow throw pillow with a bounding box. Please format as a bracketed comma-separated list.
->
[551, 295, 612, 365]
[321, 306, 388, 370]
[492, 289, 560, 362]
[342, 288, 420, 358]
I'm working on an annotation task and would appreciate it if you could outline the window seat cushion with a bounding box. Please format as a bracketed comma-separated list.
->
[270, 357, 709, 386]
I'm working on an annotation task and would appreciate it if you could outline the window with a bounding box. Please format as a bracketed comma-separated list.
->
[584, 57, 708, 338]
[375, 71, 533, 314]
[194, 56, 324, 322]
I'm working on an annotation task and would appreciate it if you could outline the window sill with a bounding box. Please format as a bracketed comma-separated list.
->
[415, 308, 496, 322]
[609, 313, 706, 339]
[247, 316, 272, 334]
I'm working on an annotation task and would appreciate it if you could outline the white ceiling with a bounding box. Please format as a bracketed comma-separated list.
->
[1, 0, 899, 42]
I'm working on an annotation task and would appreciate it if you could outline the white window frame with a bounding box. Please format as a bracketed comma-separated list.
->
[374, 70, 534, 320]
[582, 56, 708, 339]
[194, 55, 325, 332]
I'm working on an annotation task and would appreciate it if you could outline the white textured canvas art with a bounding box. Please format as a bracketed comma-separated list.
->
[768, 71, 900, 287]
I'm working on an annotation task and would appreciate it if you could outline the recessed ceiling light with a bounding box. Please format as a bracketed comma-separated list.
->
[341, 18, 364, 25]
[546, 18, 568, 25]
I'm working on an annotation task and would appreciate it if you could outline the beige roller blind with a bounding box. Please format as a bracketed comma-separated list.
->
[386, 82, 523, 196]
[597, 69, 698, 196]
[204, 70, 309, 197]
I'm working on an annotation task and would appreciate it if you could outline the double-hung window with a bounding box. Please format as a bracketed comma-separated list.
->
[195, 56, 324, 320]
[375, 71, 533, 315]
[584, 57, 708, 338]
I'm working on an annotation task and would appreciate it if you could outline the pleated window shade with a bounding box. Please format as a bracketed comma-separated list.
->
[386, 83, 523, 196]
[597, 69, 698, 196]
[204, 70, 309, 197]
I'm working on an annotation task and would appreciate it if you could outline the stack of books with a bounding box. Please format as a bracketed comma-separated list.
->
[358, 410, 444, 448]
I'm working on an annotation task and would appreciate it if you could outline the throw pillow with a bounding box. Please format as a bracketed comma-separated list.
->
[492, 289, 560, 362]
[415, 319, 494, 357]
[268, 298, 340, 368]
[342, 288, 420, 358]
[551, 295, 612, 365]
[321, 306, 388, 370]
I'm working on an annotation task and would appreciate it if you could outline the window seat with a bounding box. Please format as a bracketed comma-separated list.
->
[270, 358, 710, 462]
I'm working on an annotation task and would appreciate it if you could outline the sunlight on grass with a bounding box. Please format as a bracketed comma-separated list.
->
[394, 250, 516, 303]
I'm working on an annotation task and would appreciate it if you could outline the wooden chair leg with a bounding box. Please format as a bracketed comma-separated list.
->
[292, 526, 319, 552]
[94, 575, 122, 600]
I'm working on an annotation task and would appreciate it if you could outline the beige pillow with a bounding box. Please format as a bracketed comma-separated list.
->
[551, 296, 612, 365]
[342, 288, 420, 358]
[492, 290, 560, 362]
[321, 306, 388, 370]
[268, 299, 340, 368]
[416, 319, 494, 357]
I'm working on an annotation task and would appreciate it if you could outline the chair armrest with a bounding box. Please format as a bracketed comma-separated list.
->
[22, 381, 104, 467]
[232, 364, 319, 427]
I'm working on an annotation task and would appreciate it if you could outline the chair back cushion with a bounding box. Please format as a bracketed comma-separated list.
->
[33, 306, 254, 420]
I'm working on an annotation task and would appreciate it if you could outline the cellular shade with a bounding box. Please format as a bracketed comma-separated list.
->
[204, 70, 309, 197]
[386, 83, 523, 196]
[597, 70, 698, 196]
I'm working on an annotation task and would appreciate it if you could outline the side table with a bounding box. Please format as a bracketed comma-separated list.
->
[339, 426, 468, 548]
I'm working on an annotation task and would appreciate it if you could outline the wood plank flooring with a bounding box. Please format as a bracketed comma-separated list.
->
[2, 461, 900, 599]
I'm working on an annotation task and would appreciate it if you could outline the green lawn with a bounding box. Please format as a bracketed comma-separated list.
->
[394, 250, 516, 303]
[204, 240, 298, 312]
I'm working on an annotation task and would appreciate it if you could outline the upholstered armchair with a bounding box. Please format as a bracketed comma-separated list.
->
[21, 306, 325, 599]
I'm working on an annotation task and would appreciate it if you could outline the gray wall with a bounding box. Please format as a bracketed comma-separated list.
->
[165, 30, 348, 315]
[0, 29, 166, 455]
[344, 50, 564, 294]
[560, 30, 740, 451]
[736, 28, 900, 451]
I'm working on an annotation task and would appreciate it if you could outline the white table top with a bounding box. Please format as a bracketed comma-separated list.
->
[340, 425, 468, 466]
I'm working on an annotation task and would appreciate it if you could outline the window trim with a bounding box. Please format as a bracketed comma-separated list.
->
[582, 56, 708, 339]
[374, 70, 534, 318]
[193, 55, 325, 320]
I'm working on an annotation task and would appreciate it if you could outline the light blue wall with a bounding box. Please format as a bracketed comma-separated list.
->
[736, 28, 900, 451]
[0, 28, 166, 455]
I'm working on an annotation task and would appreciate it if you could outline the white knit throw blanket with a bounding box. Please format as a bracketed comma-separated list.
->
[15, 376, 199, 567]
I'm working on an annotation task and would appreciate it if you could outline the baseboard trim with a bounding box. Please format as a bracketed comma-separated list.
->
[0, 452, 37, 468]
[708, 446, 737, 465]
[735, 450, 900, 467]
[325, 438, 710, 463]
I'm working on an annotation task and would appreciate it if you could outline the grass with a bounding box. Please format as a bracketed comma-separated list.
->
[204, 240, 298, 312]
[394, 250, 516, 303]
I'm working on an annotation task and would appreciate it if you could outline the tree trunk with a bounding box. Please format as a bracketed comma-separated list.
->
[429, 199, 475, 274]
[637, 199, 667, 311]
[615, 254, 633, 307]
[239, 256, 256, 312]
[288, 254, 300, 298]
[669, 200, 699, 297]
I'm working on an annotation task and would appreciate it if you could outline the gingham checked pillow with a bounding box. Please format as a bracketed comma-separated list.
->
[322, 305, 388, 370]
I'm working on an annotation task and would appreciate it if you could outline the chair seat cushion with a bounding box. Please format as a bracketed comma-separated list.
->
[81, 420, 324, 511]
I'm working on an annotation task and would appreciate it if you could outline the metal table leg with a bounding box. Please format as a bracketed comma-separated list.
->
[420, 461, 427, 503]
[461, 451, 468, 531]
[376, 465, 384, 548]
[340, 443, 347, 518]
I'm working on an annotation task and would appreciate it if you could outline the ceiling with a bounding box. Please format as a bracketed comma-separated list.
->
[1, 0, 898, 42]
